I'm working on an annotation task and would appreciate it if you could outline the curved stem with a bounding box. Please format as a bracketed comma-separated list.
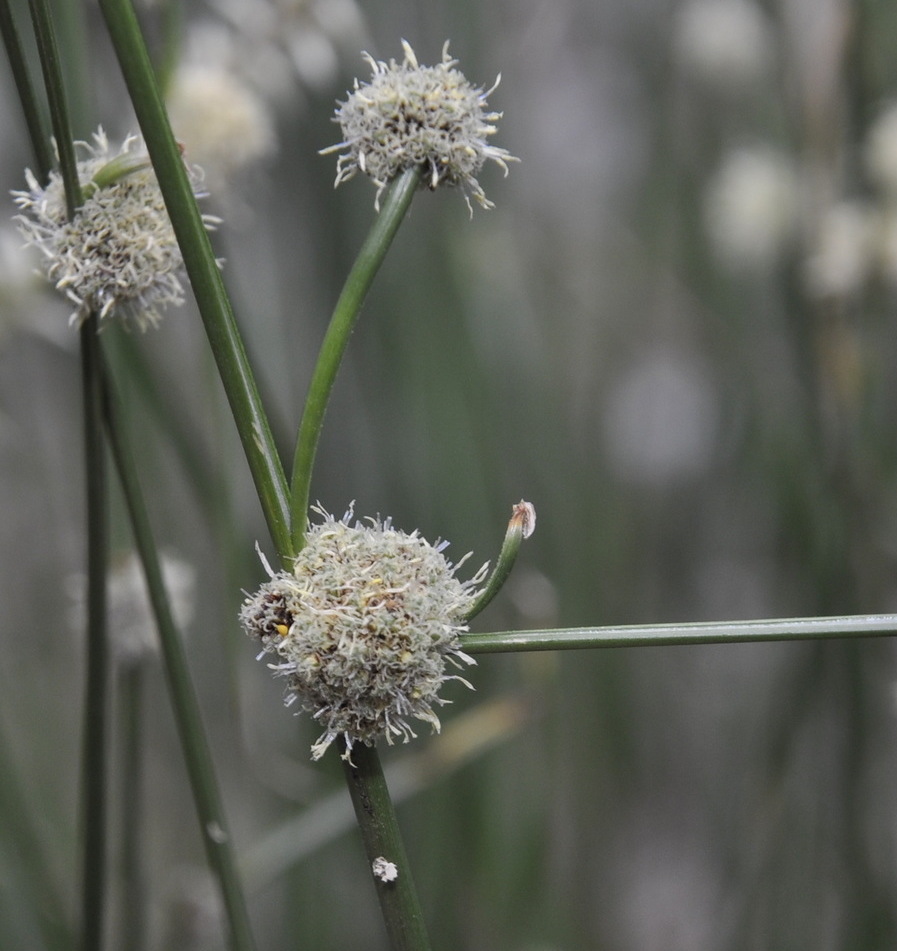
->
[289, 167, 421, 552]
[461, 613, 897, 654]
[464, 501, 535, 622]
[340, 741, 433, 951]
[97, 0, 293, 563]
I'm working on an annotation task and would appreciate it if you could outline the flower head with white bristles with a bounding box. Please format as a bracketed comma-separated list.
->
[12, 128, 215, 330]
[321, 40, 517, 213]
[240, 505, 486, 760]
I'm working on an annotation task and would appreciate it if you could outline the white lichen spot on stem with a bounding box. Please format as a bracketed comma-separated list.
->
[372, 857, 399, 883]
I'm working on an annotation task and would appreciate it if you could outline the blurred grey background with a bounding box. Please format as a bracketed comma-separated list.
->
[3, 0, 897, 948]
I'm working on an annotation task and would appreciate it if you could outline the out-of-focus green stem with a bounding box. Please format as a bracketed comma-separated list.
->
[79, 317, 109, 951]
[340, 741, 433, 951]
[30, 2, 106, 946]
[97, 0, 293, 563]
[290, 167, 421, 552]
[101, 354, 258, 951]
[118, 662, 147, 951]
[0, 0, 52, 177]
[28, 0, 81, 213]
[462, 613, 897, 654]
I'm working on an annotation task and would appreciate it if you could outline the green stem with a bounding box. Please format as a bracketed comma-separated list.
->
[27, 0, 81, 213]
[79, 318, 109, 951]
[118, 662, 147, 951]
[0, 0, 52, 178]
[290, 167, 421, 552]
[97, 0, 293, 563]
[101, 355, 258, 951]
[340, 741, 433, 951]
[462, 613, 897, 654]
[464, 501, 534, 622]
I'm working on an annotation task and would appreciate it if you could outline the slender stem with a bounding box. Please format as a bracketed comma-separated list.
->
[97, 0, 293, 563]
[0, 0, 52, 177]
[79, 317, 109, 951]
[462, 613, 897, 654]
[340, 741, 433, 951]
[464, 501, 535, 622]
[118, 662, 147, 951]
[290, 167, 421, 551]
[28, 0, 81, 213]
[101, 356, 258, 951]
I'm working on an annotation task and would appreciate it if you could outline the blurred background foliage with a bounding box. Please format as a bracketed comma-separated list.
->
[3, 0, 897, 948]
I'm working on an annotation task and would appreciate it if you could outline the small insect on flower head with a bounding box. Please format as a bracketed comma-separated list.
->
[11, 128, 216, 330]
[239, 505, 486, 761]
[321, 39, 518, 214]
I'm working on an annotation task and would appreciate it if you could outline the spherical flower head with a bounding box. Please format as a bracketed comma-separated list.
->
[240, 506, 484, 760]
[321, 39, 517, 213]
[11, 128, 213, 330]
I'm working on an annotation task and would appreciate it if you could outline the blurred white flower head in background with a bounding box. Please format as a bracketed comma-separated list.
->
[68, 550, 196, 665]
[166, 63, 277, 193]
[804, 201, 876, 299]
[209, 0, 366, 98]
[704, 146, 799, 271]
[865, 102, 897, 199]
[673, 0, 774, 90]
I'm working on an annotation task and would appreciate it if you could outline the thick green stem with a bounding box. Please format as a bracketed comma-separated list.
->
[290, 168, 421, 551]
[79, 318, 109, 951]
[340, 741, 433, 951]
[462, 613, 897, 654]
[97, 0, 293, 562]
[101, 356, 258, 951]
[0, 0, 52, 177]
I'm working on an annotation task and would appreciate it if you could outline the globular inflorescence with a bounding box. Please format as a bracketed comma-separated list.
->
[240, 506, 485, 761]
[322, 39, 517, 212]
[12, 128, 213, 330]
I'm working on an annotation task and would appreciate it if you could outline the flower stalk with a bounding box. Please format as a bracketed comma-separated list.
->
[289, 166, 420, 551]
[464, 501, 536, 622]
[79, 316, 110, 951]
[340, 740, 433, 951]
[462, 613, 897, 654]
[25, 4, 109, 948]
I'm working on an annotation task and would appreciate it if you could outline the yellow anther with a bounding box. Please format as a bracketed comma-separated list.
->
[275, 623, 289, 637]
